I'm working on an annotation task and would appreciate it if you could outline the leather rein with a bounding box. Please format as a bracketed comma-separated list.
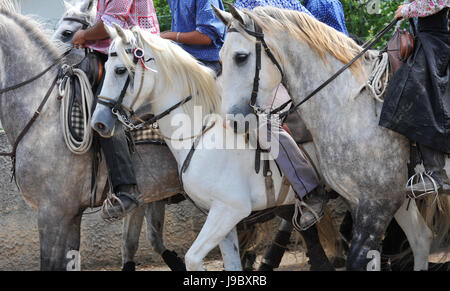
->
[0, 15, 91, 159]
[0, 49, 72, 162]
[98, 47, 193, 131]
[227, 18, 399, 118]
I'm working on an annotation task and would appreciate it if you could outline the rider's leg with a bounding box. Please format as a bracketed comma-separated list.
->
[410, 144, 450, 193]
[257, 114, 327, 230]
[99, 122, 139, 219]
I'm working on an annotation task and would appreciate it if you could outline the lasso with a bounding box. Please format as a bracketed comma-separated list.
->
[58, 64, 94, 155]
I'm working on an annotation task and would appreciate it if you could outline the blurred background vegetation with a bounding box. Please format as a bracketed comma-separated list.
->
[154, 0, 401, 44]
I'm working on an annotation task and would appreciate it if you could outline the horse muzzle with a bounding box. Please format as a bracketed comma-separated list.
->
[91, 103, 116, 138]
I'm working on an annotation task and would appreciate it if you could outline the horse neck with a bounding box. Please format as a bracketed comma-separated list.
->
[0, 14, 61, 143]
[279, 37, 371, 133]
[150, 84, 200, 166]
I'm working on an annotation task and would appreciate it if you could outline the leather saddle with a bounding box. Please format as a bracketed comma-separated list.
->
[387, 21, 416, 74]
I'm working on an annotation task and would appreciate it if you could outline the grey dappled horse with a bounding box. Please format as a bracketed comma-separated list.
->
[0, 3, 182, 270]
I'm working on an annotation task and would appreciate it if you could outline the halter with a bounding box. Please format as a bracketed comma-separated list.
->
[97, 46, 192, 131]
[227, 21, 285, 114]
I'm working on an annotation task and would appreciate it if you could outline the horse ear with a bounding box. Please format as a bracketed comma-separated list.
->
[113, 23, 128, 43]
[225, 3, 245, 25]
[104, 23, 117, 39]
[212, 5, 232, 26]
[62, 0, 74, 12]
[80, 0, 95, 12]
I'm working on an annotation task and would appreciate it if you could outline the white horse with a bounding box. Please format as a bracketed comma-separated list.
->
[89, 22, 448, 270]
[90, 24, 316, 271]
[212, 6, 449, 270]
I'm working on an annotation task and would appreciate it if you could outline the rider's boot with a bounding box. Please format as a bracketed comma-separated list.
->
[408, 145, 450, 195]
[99, 123, 140, 220]
[293, 186, 329, 231]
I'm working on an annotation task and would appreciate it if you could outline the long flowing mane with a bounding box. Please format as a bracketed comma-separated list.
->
[0, 0, 61, 61]
[237, 6, 366, 77]
[110, 27, 221, 115]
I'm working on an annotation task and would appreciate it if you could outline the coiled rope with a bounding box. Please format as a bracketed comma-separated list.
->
[366, 52, 390, 102]
[59, 64, 94, 155]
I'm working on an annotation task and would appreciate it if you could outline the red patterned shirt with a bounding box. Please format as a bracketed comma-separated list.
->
[401, 0, 449, 18]
[87, 0, 160, 54]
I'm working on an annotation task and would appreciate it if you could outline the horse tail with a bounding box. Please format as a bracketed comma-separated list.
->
[419, 195, 450, 261]
[391, 196, 450, 270]
[316, 208, 342, 258]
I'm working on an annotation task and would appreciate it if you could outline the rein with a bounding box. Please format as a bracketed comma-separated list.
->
[0, 49, 72, 165]
[228, 18, 399, 118]
[100, 46, 194, 133]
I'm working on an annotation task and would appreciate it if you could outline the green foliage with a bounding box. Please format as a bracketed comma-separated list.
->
[341, 0, 401, 46]
[153, 0, 172, 32]
[153, 0, 402, 47]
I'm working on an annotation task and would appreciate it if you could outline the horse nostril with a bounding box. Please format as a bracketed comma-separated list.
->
[95, 122, 105, 131]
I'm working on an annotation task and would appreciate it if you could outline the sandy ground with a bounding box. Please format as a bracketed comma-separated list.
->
[93, 250, 450, 271]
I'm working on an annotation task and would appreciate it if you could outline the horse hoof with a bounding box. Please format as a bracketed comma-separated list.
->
[162, 250, 187, 271]
[257, 263, 274, 271]
[122, 261, 136, 271]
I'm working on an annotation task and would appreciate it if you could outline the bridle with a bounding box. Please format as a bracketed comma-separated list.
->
[227, 21, 285, 114]
[227, 18, 400, 119]
[63, 16, 90, 30]
[97, 45, 192, 131]
[0, 48, 72, 180]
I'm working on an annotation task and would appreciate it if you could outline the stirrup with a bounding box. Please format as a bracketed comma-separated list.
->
[406, 163, 440, 200]
[292, 198, 323, 232]
[101, 192, 139, 223]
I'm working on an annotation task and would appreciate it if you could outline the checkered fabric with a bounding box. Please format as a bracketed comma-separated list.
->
[70, 104, 165, 144]
[130, 122, 166, 144]
[71, 102, 84, 139]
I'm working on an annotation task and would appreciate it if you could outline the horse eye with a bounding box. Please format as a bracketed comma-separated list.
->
[234, 53, 249, 65]
[62, 30, 73, 38]
[115, 67, 127, 75]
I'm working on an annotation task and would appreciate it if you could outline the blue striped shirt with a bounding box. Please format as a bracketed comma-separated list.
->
[168, 0, 226, 62]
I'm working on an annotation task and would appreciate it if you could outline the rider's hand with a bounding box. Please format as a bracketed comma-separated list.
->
[72, 30, 87, 48]
[395, 4, 405, 19]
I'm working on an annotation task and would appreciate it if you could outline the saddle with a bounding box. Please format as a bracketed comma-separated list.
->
[387, 20, 416, 74]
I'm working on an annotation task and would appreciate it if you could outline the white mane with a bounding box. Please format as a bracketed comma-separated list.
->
[110, 26, 221, 115]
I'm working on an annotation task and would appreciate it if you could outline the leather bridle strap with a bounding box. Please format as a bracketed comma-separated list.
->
[136, 95, 193, 129]
[0, 49, 72, 95]
[63, 17, 90, 29]
[0, 75, 59, 159]
[227, 23, 284, 112]
[274, 18, 399, 118]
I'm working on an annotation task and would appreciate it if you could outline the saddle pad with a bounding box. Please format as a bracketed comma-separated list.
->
[130, 123, 166, 144]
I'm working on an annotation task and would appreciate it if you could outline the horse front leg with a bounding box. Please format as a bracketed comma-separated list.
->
[394, 199, 432, 271]
[144, 200, 186, 271]
[37, 206, 82, 271]
[121, 204, 146, 271]
[347, 198, 403, 271]
[185, 201, 251, 271]
[219, 227, 241, 271]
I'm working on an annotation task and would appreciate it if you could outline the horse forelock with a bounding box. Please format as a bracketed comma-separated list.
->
[111, 27, 221, 115]
[0, 6, 62, 61]
[235, 7, 366, 80]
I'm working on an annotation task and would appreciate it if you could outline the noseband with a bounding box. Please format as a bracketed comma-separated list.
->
[227, 21, 284, 114]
